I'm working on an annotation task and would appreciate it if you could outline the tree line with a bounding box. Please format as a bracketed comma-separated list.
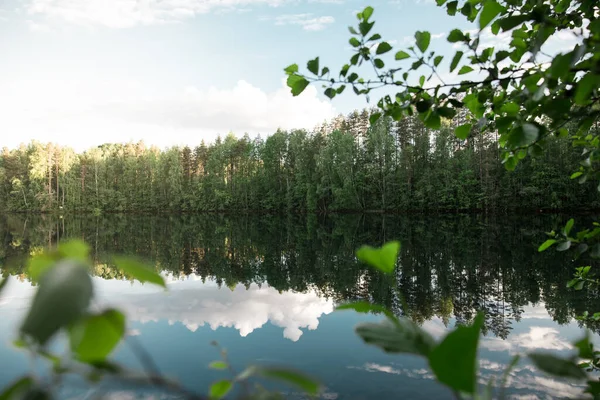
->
[1, 109, 597, 213]
[2, 213, 599, 338]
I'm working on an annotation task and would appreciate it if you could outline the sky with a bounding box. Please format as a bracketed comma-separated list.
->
[0, 0, 581, 151]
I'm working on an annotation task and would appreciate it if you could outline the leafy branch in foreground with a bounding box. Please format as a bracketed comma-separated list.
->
[0, 240, 319, 400]
[286, 2, 599, 174]
[341, 240, 600, 399]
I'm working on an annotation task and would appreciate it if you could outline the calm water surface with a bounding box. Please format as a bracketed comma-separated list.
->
[0, 214, 599, 399]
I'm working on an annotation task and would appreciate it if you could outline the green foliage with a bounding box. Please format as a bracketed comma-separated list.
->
[429, 313, 483, 394]
[69, 309, 125, 362]
[355, 319, 435, 356]
[253, 367, 320, 395]
[0, 114, 597, 214]
[538, 239, 557, 252]
[355, 241, 400, 273]
[414, 31, 431, 52]
[209, 380, 232, 399]
[209, 361, 228, 370]
[29, 239, 90, 281]
[20, 260, 93, 346]
[284, 2, 600, 180]
[112, 255, 166, 288]
[528, 353, 587, 380]
[0, 377, 44, 400]
[348, 239, 600, 398]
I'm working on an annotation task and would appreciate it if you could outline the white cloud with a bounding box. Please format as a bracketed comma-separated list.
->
[24, 0, 342, 28]
[26, 19, 52, 32]
[480, 326, 572, 354]
[25, 0, 293, 28]
[0, 78, 335, 151]
[270, 13, 335, 31]
[349, 363, 434, 379]
[94, 277, 335, 342]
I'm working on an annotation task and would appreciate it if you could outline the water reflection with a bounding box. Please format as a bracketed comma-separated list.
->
[1, 213, 599, 398]
[97, 276, 334, 341]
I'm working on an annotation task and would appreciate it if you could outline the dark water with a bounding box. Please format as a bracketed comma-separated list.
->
[0, 213, 599, 399]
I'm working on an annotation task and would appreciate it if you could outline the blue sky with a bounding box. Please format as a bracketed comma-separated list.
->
[0, 0, 578, 150]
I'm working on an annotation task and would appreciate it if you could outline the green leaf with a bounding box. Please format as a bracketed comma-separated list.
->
[324, 88, 336, 99]
[0, 376, 35, 400]
[416, 100, 432, 113]
[458, 66, 474, 75]
[556, 0, 571, 13]
[415, 31, 431, 53]
[434, 55, 443, 67]
[58, 240, 90, 262]
[373, 58, 385, 69]
[437, 107, 456, 119]
[283, 64, 298, 75]
[355, 318, 436, 357]
[286, 75, 310, 96]
[28, 254, 57, 282]
[368, 33, 382, 41]
[501, 102, 520, 116]
[255, 367, 320, 395]
[504, 155, 517, 171]
[507, 123, 539, 148]
[349, 37, 361, 47]
[209, 361, 228, 370]
[455, 123, 472, 140]
[461, 2, 473, 18]
[20, 261, 93, 346]
[574, 333, 594, 360]
[395, 51, 410, 61]
[369, 113, 382, 125]
[571, 171, 583, 179]
[362, 6, 374, 21]
[210, 380, 233, 399]
[358, 21, 374, 36]
[538, 239, 557, 252]
[429, 313, 484, 395]
[499, 14, 528, 31]
[575, 73, 599, 105]
[447, 29, 464, 43]
[70, 309, 125, 363]
[424, 112, 442, 129]
[112, 256, 166, 288]
[528, 353, 586, 380]
[479, 0, 503, 29]
[550, 53, 572, 79]
[557, 241, 571, 251]
[356, 241, 401, 274]
[376, 42, 392, 55]
[565, 218, 575, 236]
[450, 51, 464, 72]
[306, 58, 319, 76]
[447, 1, 458, 15]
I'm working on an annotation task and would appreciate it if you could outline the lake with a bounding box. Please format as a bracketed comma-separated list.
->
[0, 213, 598, 399]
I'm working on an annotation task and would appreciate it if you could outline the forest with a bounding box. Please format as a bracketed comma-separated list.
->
[1, 109, 597, 213]
[2, 213, 599, 339]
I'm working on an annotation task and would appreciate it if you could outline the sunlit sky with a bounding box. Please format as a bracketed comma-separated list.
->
[0, 0, 580, 151]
